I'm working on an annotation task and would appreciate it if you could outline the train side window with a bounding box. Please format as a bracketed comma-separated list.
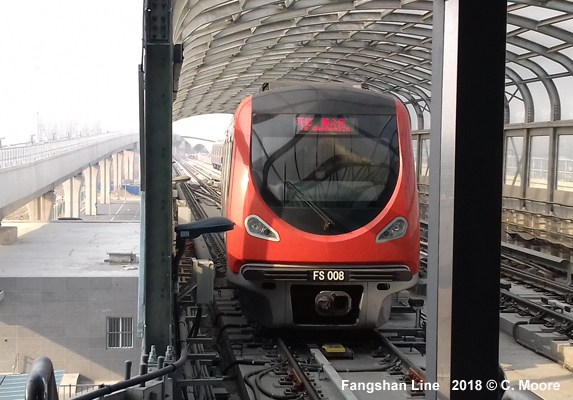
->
[420, 138, 430, 177]
[504, 136, 523, 186]
[528, 135, 549, 189]
[557, 135, 573, 192]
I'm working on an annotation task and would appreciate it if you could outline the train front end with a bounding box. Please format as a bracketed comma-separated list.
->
[225, 85, 419, 329]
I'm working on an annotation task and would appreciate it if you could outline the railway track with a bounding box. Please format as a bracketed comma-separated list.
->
[419, 221, 573, 301]
[213, 286, 430, 400]
[173, 162, 226, 269]
[420, 221, 573, 368]
[494, 243, 572, 341]
[174, 157, 432, 399]
[179, 159, 222, 206]
[175, 165, 572, 399]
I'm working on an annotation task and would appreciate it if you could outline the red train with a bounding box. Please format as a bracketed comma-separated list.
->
[221, 84, 419, 328]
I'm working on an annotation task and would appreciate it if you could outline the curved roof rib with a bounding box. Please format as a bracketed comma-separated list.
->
[173, 0, 573, 127]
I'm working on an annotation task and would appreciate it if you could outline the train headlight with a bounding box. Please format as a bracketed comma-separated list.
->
[376, 217, 408, 243]
[245, 215, 280, 242]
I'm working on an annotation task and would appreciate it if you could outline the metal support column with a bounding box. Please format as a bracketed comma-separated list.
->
[142, 0, 174, 355]
[138, 64, 146, 345]
[426, 2, 506, 399]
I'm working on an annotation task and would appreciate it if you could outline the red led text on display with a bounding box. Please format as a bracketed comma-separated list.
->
[296, 116, 354, 133]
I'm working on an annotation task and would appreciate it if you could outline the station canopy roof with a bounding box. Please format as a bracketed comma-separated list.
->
[172, 0, 573, 129]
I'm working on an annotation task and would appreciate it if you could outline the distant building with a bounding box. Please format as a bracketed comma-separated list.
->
[0, 221, 141, 383]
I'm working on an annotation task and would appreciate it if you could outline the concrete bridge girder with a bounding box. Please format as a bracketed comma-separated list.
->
[0, 134, 138, 221]
[23, 148, 133, 221]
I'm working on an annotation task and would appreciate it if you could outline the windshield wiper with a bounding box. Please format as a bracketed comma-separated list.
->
[285, 181, 335, 231]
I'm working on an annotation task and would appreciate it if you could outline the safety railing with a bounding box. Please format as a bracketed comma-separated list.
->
[69, 347, 186, 400]
[0, 132, 137, 169]
[23, 353, 180, 400]
[57, 384, 100, 400]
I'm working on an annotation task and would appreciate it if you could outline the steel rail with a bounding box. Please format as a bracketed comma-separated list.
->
[183, 159, 221, 180]
[501, 263, 573, 298]
[501, 289, 573, 325]
[173, 165, 226, 266]
[376, 331, 426, 381]
[275, 337, 322, 400]
[181, 182, 226, 264]
[501, 245, 572, 285]
[309, 349, 359, 400]
[180, 160, 222, 205]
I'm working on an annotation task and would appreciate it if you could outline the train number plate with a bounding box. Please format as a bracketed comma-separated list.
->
[308, 270, 348, 282]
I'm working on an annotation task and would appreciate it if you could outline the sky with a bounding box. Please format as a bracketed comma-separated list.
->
[0, 1, 231, 146]
[173, 114, 233, 142]
[0, 1, 141, 145]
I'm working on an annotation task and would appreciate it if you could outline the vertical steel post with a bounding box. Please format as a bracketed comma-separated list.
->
[142, 0, 174, 355]
[138, 64, 146, 346]
[426, 2, 507, 399]
[125, 360, 132, 380]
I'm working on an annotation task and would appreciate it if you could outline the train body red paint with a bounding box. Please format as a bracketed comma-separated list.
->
[221, 84, 419, 328]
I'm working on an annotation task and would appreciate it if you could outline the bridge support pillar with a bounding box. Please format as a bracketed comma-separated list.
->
[134, 151, 140, 182]
[124, 151, 135, 183]
[26, 191, 56, 221]
[113, 152, 124, 193]
[63, 175, 83, 218]
[99, 158, 112, 204]
[83, 165, 99, 216]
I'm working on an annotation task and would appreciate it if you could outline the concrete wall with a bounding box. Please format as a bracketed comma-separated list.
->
[0, 277, 141, 383]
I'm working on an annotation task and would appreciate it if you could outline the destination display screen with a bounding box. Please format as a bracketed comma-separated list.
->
[295, 115, 358, 134]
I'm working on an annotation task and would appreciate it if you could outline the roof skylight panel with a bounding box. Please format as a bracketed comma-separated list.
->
[507, 24, 522, 34]
[506, 62, 537, 80]
[553, 18, 573, 33]
[554, 76, 573, 119]
[509, 5, 564, 22]
[506, 43, 529, 55]
[529, 56, 568, 75]
[389, 9, 428, 16]
[400, 70, 423, 81]
[413, 66, 431, 75]
[394, 32, 426, 40]
[557, 46, 573, 63]
[518, 30, 565, 48]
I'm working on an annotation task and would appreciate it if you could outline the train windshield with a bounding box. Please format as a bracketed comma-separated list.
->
[251, 113, 400, 235]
